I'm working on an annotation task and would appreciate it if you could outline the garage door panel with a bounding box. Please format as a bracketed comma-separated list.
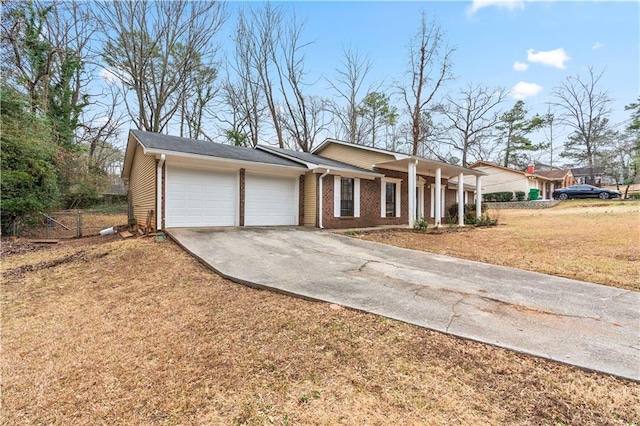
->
[166, 166, 237, 227]
[245, 174, 298, 226]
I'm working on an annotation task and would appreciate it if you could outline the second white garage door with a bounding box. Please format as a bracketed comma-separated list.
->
[245, 173, 298, 226]
[165, 166, 237, 227]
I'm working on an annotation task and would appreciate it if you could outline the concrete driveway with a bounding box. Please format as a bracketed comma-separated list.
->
[167, 227, 640, 382]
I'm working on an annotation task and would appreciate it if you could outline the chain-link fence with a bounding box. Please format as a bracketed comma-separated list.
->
[7, 205, 129, 239]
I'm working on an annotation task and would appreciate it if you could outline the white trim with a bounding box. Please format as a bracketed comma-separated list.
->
[381, 177, 402, 218]
[457, 171, 465, 227]
[408, 159, 417, 227]
[143, 147, 306, 173]
[476, 176, 483, 219]
[312, 138, 408, 160]
[434, 168, 442, 227]
[416, 179, 425, 220]
[354, 178, 360, 218]
[334, 176, 341, 218]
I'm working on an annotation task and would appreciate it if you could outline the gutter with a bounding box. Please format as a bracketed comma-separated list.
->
[318, 169, 330, 229]
[156, 154, 165, 231]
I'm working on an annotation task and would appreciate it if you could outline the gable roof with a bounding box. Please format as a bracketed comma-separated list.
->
[468, 161, 527, 176]
[313, 138, 484, 177]
[131, 130, 301, 167]
[122, 130, 305, 179]
[256, 145, 381, 178]
[534, 169, 572, 180]
[571, 166, 606, 176]
[312, 138, 409, 160]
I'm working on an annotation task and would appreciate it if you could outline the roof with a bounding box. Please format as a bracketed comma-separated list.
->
[571, 166, 606, 176]
[534, 169, 572, 180]
[256, 145, 380, 176]
[130, 130, 302, 168]
[313, 138, 484, 176]
[468, 161, 527, 176]
[312, 138, 407, 160]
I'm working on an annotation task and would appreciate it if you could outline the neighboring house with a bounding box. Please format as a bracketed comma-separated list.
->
[121, 130, 484, 231]
[571, 167, 616, 186]
[465, 161, 561, 200]
[533, 169, 576, 197]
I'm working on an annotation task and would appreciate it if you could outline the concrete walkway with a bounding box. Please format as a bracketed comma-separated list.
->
[168, 227, 640, 382]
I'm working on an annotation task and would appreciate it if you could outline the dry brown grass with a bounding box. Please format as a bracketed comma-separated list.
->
[2, 235, 639, 424]
[359, 200, 640, 291]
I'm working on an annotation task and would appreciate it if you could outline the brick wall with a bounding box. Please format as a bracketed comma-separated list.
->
[318, 170, 466, 229]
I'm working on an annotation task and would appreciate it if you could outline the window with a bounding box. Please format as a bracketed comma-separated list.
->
[385, 182, 396, 217]
[341, 178, 354, 217]
[380, 178, 401, 218]
[334, 176, 360, 218]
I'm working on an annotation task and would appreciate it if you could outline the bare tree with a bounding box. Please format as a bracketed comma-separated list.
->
[439, 83, 508, 167]
[551, 67, 613, 183]
[327, 47, 373, 143]
[233, 4, 286, 147]
[400, 12, 455, 156]
[274, 14, 331, 152]
[99, 0, 227, 134]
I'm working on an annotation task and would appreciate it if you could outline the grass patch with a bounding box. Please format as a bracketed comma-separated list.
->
[1, 235, 639, 424]
[358, 200, 639, 291]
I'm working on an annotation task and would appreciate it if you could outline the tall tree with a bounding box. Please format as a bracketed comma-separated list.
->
[400, 12, 455, 155]
[1, 85, 59, 230]
[327, 47, 373, 143]
[358, 92, 397, 148]
[439, 83, 508, 167]
[234, 4, 285, 147]
[497, 100, 546, 169]
[99, 0, 226, 133]
[551, 67, 613, 183]
[274, 13, 331, 152]
[2, 0, 119, 208]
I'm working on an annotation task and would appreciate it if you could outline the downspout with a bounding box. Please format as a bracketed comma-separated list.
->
[318, 169, 330, 229]
[156, 154, 165, 231]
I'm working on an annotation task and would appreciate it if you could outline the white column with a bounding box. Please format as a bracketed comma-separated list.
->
[434, 167, 442, 227]
[457, 172, 465, 227]
[476, 175, 483, 219]
[408, 160, 417, 227]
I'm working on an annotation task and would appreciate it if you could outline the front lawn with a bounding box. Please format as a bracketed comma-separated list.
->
[1, 234, 639, 424]
[357, 199, 639, 291]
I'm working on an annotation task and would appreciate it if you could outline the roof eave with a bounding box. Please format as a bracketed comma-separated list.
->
[143, 147, 306, 171]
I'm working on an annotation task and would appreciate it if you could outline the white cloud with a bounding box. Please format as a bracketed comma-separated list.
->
[99, 68, 119, 84]
[467, 0, 525, 16]
[592, 42, 604, 50]
[513, 61, 529, 72]
[510, 81, 542, 100]
[526, 48, 571, 69]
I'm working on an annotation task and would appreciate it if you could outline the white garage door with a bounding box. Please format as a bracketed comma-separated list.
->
[165, 166, 237, 227]
[245, 173, 298, 226]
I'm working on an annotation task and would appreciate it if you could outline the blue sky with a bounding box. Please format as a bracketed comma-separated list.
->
[220, 0, 638, 144]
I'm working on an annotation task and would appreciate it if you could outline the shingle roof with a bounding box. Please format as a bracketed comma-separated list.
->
[131, 130, 304, 168]
[534, 169, 571, 180]
[571, 166, 606, 176]
[257, 145, 377, 174]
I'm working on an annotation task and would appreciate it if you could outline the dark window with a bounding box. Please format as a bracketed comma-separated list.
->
[386, 182, 396, 217]
[341, 178, 354, 217]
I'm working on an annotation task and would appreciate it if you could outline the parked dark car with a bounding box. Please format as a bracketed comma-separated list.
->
[552, 184, 621, 200]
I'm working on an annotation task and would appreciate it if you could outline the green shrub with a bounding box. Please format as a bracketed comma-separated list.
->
[413, 216, 428, 232]
[483, 191, 514, 202]
[448, 202, 487, 224]
[514, 191, 526, 201]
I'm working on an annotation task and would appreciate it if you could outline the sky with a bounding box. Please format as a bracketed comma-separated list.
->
[98, 0, 639, 165]
[216, 0, 639, 157]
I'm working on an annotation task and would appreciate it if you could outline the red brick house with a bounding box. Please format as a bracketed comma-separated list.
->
[122, 130, 485, 231]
